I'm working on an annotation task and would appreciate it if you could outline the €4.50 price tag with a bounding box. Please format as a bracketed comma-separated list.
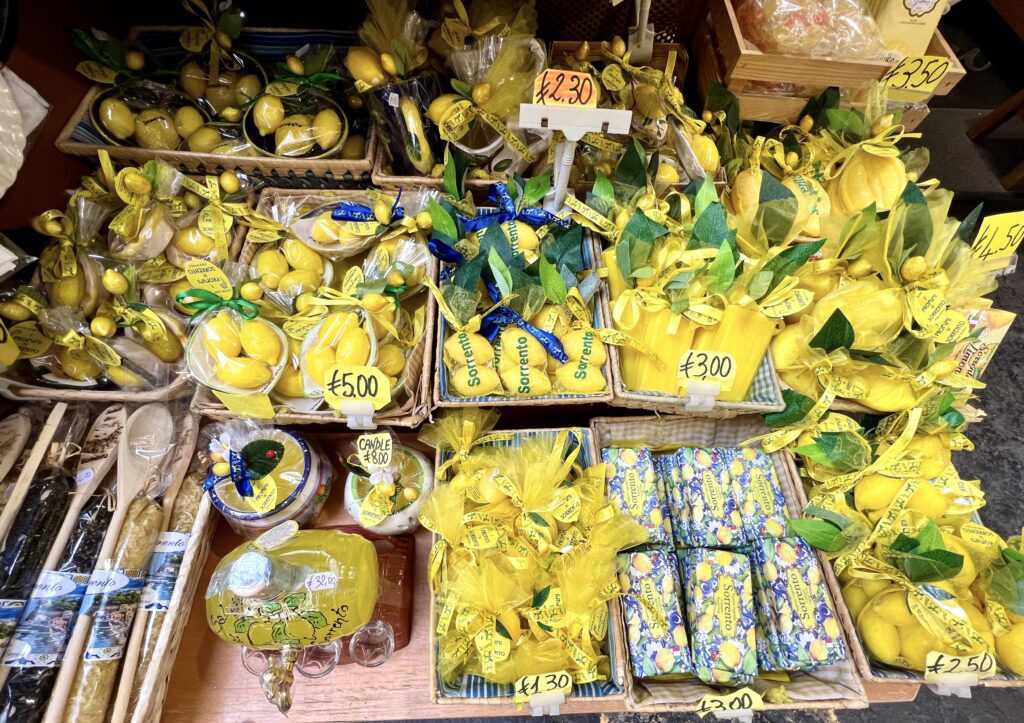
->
[881, 55, 951, 95]
[972, 210, 1024, 263]
[924, 651, 997, 683]
[532, 69, 598, 108]
[696, 687, 764, 719]
[323, 365, 391, 411]
[677, 350, 737, 392]
[512, 670, 573, 704]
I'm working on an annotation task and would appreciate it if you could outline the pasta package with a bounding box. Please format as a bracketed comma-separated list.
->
[617, 549, 692, 679]
[680, 548, 757, 686]
[676, 447, 742, 548]
[602, 448, 672, 548]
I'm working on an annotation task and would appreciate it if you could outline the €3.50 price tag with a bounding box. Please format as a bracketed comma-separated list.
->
[532, 69, 598, 108]
[323, 365, 391, 411]
[696, 687, 764, 719]
[512, 670, 573, 704]
[677, 350, 737, 392]
[881, 55, 951, 95]
[924, 651, 997, 683]
[972, 210, 1024, 263]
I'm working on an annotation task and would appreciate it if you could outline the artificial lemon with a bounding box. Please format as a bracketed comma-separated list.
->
[188, 126, 222, 153]
[275, 114, 314, 156]
[173, 105, 204, 139]
[334, 327, 370, 366]
[134, 109, 179, 150]
[239, 320, 283, 365]
[215, 356, 272, 389]
[278, 269, 322, 297]
[376, 343, 405, 376]
[172, 226, 216, 257]
[254, 248, 290, 288]
[202, 312, 241, 359]
[253, 95, 285, 136]
[858, 608, 901, 665]
[99, 98, 135, 140]
[282, 238, 324, 273]
[312, 108, 343, 150]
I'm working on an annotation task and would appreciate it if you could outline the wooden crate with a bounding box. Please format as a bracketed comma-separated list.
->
[55, 28, 376, 189]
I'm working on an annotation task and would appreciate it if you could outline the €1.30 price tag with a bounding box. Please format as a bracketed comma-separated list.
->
[323, 365, 391, 411]
[696, 687, 764, 719]
[532, 69, 598, 108]
[881, 55, 951, 95]
[972, 210, 1024, 263]
[924, 651, 997, 683]
[677, 350, 737, 393]
[512, 670, 573, 704]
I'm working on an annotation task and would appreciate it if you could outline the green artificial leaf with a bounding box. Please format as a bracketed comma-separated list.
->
[915, 519, 944, 553]
[488, 247, 513, 299]
[616, 238, 633, 284]
[694, 175, 717, 218]
[539, 254, 568, 304]
[647, 148, 660, 181]
[665, 270, 694, 290]
[765, 389, 815, 428]
[810, 309, 855, 353]
[761, 239, 825, 294]
[706, 241, 736, 295]
[528, 511, 549, 528]
[451, 78, 473, 99]
[692, 202, 730, 249]
[801, 87, 840, 131]
[900, 182, 933, 259]
[218, 10, 244, 39]
[593, 172, 615, 203]
[788, 518, 847, 553]
[814, 431, 871, 473]
[443, 283, 480, 326]
[955, 202, 984, 244]
[533, 585, 551, 608]
[495, 620, 512, 639]
[706, 82, 741, 134]
[428, 197, 458, 242]
[615, 138, 648, 190]
[825, 108, 867, 139]
[241, 440, 285, 479]
[901, 147, 931, 179]
[478, 221, 520, 269]
[545, 223, 584, 270]
[523, 174, 552, 207]
[630, 266, 654, 278]
[622, 210, 669, 246]
[793, 443, 832, 467]
[804, 504, 854, 531]
[748, 269, 774, 300]
[443, 144, 471, 200]
[901, 549, 964, 583]
[453, 249, 486, 292]
[754, 174, 799, 246]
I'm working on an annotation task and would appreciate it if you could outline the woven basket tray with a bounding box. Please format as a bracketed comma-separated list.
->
[55, 27, 376, 189]
[588, 414, 869, 711]
[190, 187, 436, 428]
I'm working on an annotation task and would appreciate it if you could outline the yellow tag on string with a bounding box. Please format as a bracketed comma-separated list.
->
[0, 321, 19, 366]
[212, 390, 276, 419]
[247, 475, 279, 514]
[185, 259, 232, 299]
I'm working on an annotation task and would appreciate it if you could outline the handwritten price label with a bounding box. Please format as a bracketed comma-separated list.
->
[677, 350, 736, 392]
[696, 687, 764, 719]
[972, 210, 1024, 263]
[532, 69, 597, 108]
[881, 55, 951, 95]
[924, 651, 997, 682]
[0, 320, 19, 366]
[323, 365, 391, 411]
[304, 572, 337, 592]
[357, 432, 393, 468]
[512, 670, 573, 703]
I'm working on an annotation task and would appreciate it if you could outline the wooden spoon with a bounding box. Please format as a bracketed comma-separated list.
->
[0, 411, 32, 486]
[0, 403, 66, 547]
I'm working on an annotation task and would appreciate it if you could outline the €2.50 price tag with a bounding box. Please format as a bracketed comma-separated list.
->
[677, 350, 737, 393]
[696, 687, 764, 719]
[881, 55, 951, 95]
[512, 670, 573, 704]
[924, 651, 997, 683]
[323, 365, 391, 411]
[972, 210, 1024, 263]
[532, 69, 598, 108]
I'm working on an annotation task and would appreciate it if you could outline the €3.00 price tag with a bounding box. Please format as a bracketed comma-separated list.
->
[532, 69, 598, 108]
[881, 55, 951, 95]
[924, 651, 997, 683]
[512, 670, 573, 704]
[323, 365, 391, 411]
[696, 687, 764, 719]
[972, 210, 1024, 263]
[677, 350, 737, 392]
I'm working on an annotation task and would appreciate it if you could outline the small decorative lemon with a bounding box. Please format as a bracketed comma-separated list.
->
[102, 269, 130, 296]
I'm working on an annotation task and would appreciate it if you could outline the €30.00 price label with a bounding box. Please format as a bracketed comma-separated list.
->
[532, 69, 598, 108]
[512, 670, 573, 704]
[924, 651, 997, 682]
[323, 365, 391, 411]
[696, 687, 764, 719]
[677, 350, 737, 392]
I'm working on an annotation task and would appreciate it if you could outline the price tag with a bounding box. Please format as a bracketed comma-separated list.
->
[924, 651, 997, 682]
[323, 364, 391, 411]
[972, 210, 1024, 263]
[357, 432, 393, 468]
[0, 320, 19, 366]
[512, 670, 573, 704]
[304, 571, 337, 592]
[881, 55, 951, 95]
[677, 350, 737, 392]
[696, 687, 764, 719]
[532, 69, 598, 108]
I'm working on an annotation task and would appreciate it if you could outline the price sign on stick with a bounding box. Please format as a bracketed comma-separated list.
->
[972, 210, 1024, 263]
[323, 365, 391, 410]
[696, 688, 764, 719]
[881, 56, 951, 95]
[925, 651, 997, 682]
[513, 670, 573, 703]
[678, 350, 737, 392]
[533, 69, 598, 108]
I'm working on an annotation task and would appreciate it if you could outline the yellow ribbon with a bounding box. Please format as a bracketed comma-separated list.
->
[31, 212, 77, 280]
[821, 124, 922, 181]
[435, 418, 516, 479]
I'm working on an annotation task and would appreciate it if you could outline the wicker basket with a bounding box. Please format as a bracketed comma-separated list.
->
[55, 28, 376, 189]
[433, 232, 614, 408]
[428, 426, 627, 706]
[588, 414, 870, 711]
[190, 188, 436, 428]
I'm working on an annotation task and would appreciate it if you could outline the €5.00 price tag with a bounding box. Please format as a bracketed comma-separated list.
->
[696, 687, 764, 719]
[881, 55, 951, 95]
[356, 432, 393, 468]
[924, 651, 997, 683]
[972, 210, 1024, 263]
[512, 670, 573, 704]
[323, 365, 391, 411]
[677, 350, 737, 392]
[532, 69, 598, 108]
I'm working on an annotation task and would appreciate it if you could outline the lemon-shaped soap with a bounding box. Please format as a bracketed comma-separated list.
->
[555, 362, 606, 393]
[202, 312, 242, 359]
[282, 238, 325, 273]
[215, 356, 272, 389]
[499, 365, 552, 397]
[58, 346, 102, 381]
[172, 226, 216, 257]
[278, 269, 322, 297]
[443, 331, 494, 368]
[497, 328, 546, 369]
[335, 327, 370, 366]
[99, 98, 135, 140]
[275, 114, 314, 157]
[451, 365, 501, 397]
[254, 248, 289, 288]
[563, 329, 607, 366]
[239, 320, 283, 365]
[313, 312, 359, 351]
[304, 346, 337, 387]
[173, 105, 204, 139]
[274, 364, 305, 398]
[501, 220, 539, 252]
[134, 109, 179, 150]
[311, 214, 342, 245]
[376, 343, 405, 376]
[312, 108, 343, 150]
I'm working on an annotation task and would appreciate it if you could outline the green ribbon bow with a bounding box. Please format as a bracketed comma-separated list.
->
[175, 287, 260, 319]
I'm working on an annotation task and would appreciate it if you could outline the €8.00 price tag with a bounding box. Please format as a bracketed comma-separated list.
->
[696, 687, 764, 719]
[323, 365, 391, 411]
[512, 670, 573, 704]
[356, 432, 393, 468]
[924, 651, 997, 683]
[532, 69, 598, 108]
[881, 55, 951, 95]
[972, 210, 1024, 263]
[677, 350, 737, 392]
